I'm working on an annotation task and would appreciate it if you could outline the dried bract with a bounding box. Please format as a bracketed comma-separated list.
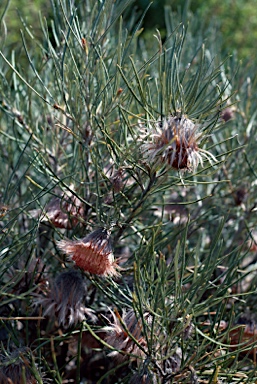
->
[57, 228, 120, 277]
[129, 369, 156, 384]
[111, 168, 125, 193]
[234, 187, 247, 206]
[163, 346, 182, 375]
[141, 115, 217, 172]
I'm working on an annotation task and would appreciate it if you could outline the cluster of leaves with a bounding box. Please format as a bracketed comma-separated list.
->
[1, 0, 257, 383]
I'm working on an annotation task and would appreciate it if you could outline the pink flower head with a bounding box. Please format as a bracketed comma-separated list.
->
[57, 228, 120, 277]
[141, 115, 217, 172]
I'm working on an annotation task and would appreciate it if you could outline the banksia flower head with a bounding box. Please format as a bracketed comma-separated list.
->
[101, 309, 151, 363]
[57, 228, 120, 277]
[141, 115, 217, 172]
[41, 189, 84, 229]
[35, 269, 96, 328]
[0, 348, 40, 384]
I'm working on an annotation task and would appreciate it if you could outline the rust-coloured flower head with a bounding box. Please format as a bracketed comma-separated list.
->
[141, 115, 217, 172]
[35, 269, 96, 328]
[101, 309, 151, 363]
[57, 228, 120, 277]
[0, 348, 39, 384]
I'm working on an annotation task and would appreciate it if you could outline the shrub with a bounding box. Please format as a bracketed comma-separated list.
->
[1, 1, 257, 383]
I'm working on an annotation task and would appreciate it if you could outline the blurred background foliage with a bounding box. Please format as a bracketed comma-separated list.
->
[137, 0, 257, 61]
[2, 0, 257, 61]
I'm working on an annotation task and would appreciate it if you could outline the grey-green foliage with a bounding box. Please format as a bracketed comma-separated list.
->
[0, 0, 257, 383]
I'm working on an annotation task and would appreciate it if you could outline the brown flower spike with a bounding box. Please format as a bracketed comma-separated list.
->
[57, 228, 120, 277]
[141, 115, 217, 172]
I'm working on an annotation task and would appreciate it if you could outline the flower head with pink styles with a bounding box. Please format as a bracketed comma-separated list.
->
[57, 228, 120, 277]
[141, 115, 217, 172]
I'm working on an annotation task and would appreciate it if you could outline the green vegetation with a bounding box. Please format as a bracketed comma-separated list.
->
[1, 0, 257, 383]
[2, 0, 257, 60]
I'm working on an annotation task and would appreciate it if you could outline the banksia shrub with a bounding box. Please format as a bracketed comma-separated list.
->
[1, 0, 257, 382]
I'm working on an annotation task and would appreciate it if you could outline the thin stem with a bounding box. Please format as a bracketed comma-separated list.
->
[114, 170, 157, 241]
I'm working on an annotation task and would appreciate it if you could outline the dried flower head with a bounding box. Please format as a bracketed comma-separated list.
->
[229, 310, 257, 355]
[57, 228, 120, 277]
[35, 269, 96, 328]
[0, 348, 39, 384]
[7, 258, 47, 297]
[111, 168, 125, 193]
[129, 369, 156, 384]
[141, 115, 217, 172]
[41, 188, 84, 229]
[234, 187, 248, 206]
[101, 309, 151, 363]
[163, 346, 182, 375]
[221, 107, 235, 122]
